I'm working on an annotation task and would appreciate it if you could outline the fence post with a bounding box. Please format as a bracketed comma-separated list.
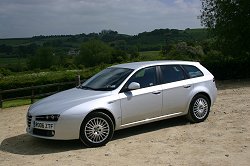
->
[31, 86, 34, 104]
[76, 75, 81, 86]
[57, 85, 60, 92]
[0, 90, 2, 109]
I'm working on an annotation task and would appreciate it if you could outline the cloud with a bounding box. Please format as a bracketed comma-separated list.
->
[0, 0, 202, 38]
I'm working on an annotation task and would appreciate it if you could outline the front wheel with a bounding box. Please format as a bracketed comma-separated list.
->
[80, 112, 114, 147]
[187, 94, 210, 123]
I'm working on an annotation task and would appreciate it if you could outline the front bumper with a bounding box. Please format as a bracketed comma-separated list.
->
[26, 114, 84, 140]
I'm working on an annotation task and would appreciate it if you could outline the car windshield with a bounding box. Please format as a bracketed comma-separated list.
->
[80, 67, 134, 91]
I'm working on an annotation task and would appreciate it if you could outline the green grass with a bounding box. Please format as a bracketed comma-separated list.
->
[2, 99, 31, 108]
[2, 99, 41, 108]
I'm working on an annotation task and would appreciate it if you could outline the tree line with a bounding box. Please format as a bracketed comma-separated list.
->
[0, 28, 206, 72]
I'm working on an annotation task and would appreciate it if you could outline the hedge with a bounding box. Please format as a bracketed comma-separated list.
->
[201, 57, 250, 80]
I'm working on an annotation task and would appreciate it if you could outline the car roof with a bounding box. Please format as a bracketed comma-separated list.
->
[111, 60, 200, 70]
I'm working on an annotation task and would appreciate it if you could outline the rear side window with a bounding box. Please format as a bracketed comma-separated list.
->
[160, 65, 186, 83]
[182, 65, 204, 78]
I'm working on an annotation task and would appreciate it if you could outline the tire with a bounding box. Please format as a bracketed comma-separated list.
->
[187, 94, 210, 123]
[80, 112, 114, 147]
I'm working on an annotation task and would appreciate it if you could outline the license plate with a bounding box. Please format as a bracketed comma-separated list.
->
[33, 121, 55, 130]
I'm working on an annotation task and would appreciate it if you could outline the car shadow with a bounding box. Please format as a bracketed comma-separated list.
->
[0, 134, 85, 155]
[0, 116, 189, 155]
[112, 116, 189, 140]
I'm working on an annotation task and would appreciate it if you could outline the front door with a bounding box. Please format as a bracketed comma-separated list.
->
[119, 66, 162, 125]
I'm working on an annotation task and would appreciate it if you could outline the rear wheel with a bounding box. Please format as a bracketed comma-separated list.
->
[187, 94, 210, 123]
[80, 112, 114, 147]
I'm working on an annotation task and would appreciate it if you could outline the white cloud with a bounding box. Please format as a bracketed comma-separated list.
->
[0, 0, 202, 38]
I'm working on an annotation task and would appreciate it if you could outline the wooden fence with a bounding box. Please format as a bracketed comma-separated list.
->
[0, 75, 82, 108]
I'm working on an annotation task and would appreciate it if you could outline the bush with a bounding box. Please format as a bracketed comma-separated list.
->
[166, 42, 204, 61]
[0, 68, 12, 77]
[0, 64, 109, 91]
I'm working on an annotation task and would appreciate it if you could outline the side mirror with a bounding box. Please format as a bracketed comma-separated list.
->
[128, 82, 140, 90]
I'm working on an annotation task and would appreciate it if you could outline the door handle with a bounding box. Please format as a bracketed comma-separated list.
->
[184, 85, 191, 88]
[152, 91, 161, 94]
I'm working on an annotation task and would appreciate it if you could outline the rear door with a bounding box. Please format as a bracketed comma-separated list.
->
[160, 65, 193, 115]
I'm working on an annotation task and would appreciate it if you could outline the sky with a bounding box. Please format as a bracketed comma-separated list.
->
[0, 0, 202, 38]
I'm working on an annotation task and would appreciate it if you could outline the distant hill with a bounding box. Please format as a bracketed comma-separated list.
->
[0, 28, 208, 58]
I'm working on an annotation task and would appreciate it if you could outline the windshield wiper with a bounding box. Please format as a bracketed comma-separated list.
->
[80, 86, 96, 90]
[77, 85, 113, 91]
[94, 87, 113, 91]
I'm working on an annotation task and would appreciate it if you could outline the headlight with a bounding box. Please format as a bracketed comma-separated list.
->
[35, 114, 60, 121]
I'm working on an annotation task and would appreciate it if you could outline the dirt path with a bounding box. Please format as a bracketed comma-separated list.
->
[1, 82, 250, 166]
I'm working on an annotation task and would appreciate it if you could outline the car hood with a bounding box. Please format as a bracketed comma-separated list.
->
[28, 88, 112, 115]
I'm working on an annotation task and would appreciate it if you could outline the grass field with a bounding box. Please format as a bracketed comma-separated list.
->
[139, 51, 160, 56]
[0, 57, 27, 67]
[0, 38, 31, 46]
[184, 28, 208, 41]
[139, 51, 163, 61]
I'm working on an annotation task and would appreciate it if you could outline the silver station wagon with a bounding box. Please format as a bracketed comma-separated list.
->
[27, 61, 217, 147]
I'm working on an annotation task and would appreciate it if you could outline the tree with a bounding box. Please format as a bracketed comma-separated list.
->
[200, 0, 250, 57]
[0, 44, 13, 55]
[76, 40, 113, 67]
[111, 49, 128, 63]
[29, 47, 56, 69]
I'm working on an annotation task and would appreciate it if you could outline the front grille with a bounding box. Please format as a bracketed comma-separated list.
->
[27, 115, 32, 127]
[33, 128, 55, 137]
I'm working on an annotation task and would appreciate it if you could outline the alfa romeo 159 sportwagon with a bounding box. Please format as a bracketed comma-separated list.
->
[27, 61, 217, 147]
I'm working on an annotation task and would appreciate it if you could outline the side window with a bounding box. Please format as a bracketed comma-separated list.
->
[126, 66, 157, 89]
[161, 65, 186, 83]
[182, 65, 204, 78]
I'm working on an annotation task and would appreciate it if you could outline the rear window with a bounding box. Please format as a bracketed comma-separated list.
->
[182, 65, 204, 78]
